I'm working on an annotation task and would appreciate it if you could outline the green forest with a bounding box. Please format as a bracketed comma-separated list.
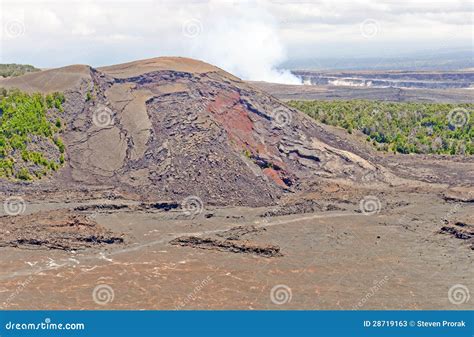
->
[288, 100, 473, 155]
[0, 89, 65, 180]
[0, 64, 40, 78]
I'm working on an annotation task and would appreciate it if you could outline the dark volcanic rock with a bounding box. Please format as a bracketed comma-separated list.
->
[0, 57, 378, 207]
[170, 235, 281, 257]
[439, 220, 474, 250]
[0, 210, 124, 251]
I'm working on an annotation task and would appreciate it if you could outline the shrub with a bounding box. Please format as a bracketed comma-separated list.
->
[16, 167, 32, 180]
[0, 89, 66, 179]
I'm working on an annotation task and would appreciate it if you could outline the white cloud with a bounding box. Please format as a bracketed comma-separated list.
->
[185, 2, 301, 83]
[0, 0, 472, 79]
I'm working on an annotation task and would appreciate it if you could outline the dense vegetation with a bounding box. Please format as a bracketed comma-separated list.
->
[0, 89, 65, 180]
[288, 100, 473, 155]
[0, 64, 40, 78]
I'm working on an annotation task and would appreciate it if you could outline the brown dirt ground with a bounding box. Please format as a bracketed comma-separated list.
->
[0, 178, 472, 310]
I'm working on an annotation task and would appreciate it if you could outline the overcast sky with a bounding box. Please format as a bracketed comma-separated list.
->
[0, 0, 472, 83]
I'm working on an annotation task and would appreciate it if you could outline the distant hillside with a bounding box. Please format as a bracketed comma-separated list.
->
[0, 64, 40, 78]
[283, 49, 474, 71]
[292, 70, 474, 89]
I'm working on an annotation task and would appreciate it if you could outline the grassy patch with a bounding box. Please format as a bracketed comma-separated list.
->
[0, 89, 66, 180]
[0, 64, 40, 78]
